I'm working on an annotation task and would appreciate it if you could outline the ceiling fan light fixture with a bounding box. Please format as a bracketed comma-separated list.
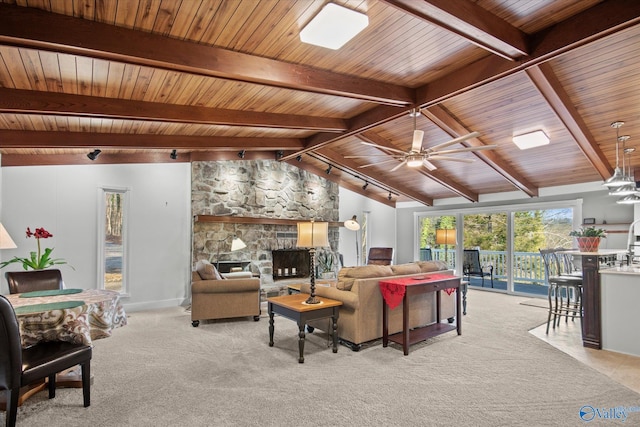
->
[512, 130, 549, 150]
[300, 3, 368, 50]
[407, 155, 423, 168]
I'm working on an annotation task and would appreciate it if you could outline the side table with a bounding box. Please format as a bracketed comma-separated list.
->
[268, 294, 342, 363]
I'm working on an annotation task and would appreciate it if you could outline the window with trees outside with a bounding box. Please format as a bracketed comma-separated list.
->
[417, 203, 577, 296]
[99, 188, 129, 295]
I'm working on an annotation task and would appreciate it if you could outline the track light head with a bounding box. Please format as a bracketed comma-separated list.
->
[238, 150, 246, 159]
[362, 182, 369, 190]
[296, 155, 302, 162]
[325, 165, 333, 174]
[275, 150, 284, 160]
[87, 149, 101, 161]
[170, 149, 177, 160]
[388, 192, 392, 201]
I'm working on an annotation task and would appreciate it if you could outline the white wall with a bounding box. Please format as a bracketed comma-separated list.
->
[0, 163, 192, 311]
[338, 187, 396, 266]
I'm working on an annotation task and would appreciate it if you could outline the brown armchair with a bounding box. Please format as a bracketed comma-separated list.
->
[5, 269, 64, 294]
[190, 262, 261, 327]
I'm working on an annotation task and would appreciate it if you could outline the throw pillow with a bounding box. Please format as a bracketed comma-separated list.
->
[416, 260, 448, 273]
[336, 265, 394, 291]
[391, 263, 421, 275]
[196, 260, 223, 280]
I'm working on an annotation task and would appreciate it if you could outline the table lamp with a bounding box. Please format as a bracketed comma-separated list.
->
[214, 234, 247, 270]
[0, 222, 17, 249]
[297, 220, 329, 304]
[436, 228, 456, 266]
[343, 215, 360, 266]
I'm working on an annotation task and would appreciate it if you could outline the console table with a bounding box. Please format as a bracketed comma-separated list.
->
[380, 274, 461, 355]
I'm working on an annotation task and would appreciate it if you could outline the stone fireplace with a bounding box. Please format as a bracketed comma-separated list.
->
[191, 160, 339, 294]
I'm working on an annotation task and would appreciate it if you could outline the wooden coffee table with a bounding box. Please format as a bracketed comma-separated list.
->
[268, 293, 342, 363]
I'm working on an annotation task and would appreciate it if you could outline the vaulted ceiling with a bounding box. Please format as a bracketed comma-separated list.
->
[1, 0, 640, 207]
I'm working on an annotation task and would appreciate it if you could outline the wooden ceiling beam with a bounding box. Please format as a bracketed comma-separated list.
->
[0, 88, 347, 132]
[423, 105, 539, 197]
[381, 0, 529, 60]
[0, 152, 192, 167]
[0, 3, 413, 106]
[0, 130, 304, 150]
[415, 0, 640, 108]
[282, 105, 409, 160]
[315, 146, 434, 206]
[525, 63, 613, 180]
[357, 131, 478, 202]
[286, 158, 395, 207]
[295, 2, 640, 161]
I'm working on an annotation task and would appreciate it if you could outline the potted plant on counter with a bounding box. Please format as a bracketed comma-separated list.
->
[569, 226, 606, 252]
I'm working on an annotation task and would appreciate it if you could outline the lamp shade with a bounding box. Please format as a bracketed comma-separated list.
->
[0, 223, 17, 249]
[296, 221, 329, 248]
[435, 229, 456, 245]
[230, 236, 247, 251]
[344, 215, 360, 231]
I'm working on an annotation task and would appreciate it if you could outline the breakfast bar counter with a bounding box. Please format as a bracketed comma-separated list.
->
[599, 267, 640, 357]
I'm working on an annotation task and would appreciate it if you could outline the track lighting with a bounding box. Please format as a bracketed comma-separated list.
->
[87, 149, 101, 161]
[362, 182, 369, 190]
[170, 149, 177, 160]
[296, 155, 302, 162]
[238, 150, 245, 159]
[325, 165, 333, 174]
[388, 192, 392, 200]
[276, 150, 284, 160]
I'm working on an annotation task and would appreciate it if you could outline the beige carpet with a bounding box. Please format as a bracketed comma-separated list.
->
[5, 290, 639, 427]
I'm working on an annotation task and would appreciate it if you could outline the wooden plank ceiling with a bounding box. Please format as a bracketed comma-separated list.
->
[1, 0, 640, 207]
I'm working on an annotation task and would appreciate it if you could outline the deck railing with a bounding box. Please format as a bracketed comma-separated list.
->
[420, 249, 546, 284]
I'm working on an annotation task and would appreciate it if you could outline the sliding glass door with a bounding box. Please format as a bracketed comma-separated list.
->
[416, 201, 579, 296]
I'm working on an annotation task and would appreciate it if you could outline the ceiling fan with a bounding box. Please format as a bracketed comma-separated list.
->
[346, 109, 496, 172]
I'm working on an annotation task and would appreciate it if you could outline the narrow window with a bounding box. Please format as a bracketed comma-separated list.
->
[98, 188, 129, 295]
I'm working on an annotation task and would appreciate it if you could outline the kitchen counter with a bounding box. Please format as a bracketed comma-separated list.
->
[600, 266, 640, 357]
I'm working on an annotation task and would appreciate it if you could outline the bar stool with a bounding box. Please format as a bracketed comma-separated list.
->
[540, 249, 583, 334]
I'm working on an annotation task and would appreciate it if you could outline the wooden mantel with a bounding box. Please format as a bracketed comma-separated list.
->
[194, 215, 343, 227]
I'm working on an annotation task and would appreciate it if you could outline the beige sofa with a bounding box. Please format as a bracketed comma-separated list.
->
[300, 260, 457, 351]
[191, 261, 261, 327]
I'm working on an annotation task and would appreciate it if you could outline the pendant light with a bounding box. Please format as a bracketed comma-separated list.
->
[617, 146, 640, 204]
[610, 142, 636, 196]
[604, 121, 631, 188]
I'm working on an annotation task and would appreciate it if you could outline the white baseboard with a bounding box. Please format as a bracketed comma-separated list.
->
[122, 297, 187, 312]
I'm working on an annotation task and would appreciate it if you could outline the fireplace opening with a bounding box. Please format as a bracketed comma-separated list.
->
[272, 249, 310, 281]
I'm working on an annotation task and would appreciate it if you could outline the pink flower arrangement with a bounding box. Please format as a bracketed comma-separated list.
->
[0, 227, 72, 270]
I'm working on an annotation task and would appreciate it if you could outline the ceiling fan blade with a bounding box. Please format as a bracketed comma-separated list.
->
[429, 155, 475, 163]
[426, 131, 481, 152]
[390, 160, 407, 172]
[433, 144, 497, 156]
[357, 158, 401, 168]
[422, 159, 437, 171]
[344, 154, 404, 158]
[360, 141, 408, 155]
[411, 130, 424, 152]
